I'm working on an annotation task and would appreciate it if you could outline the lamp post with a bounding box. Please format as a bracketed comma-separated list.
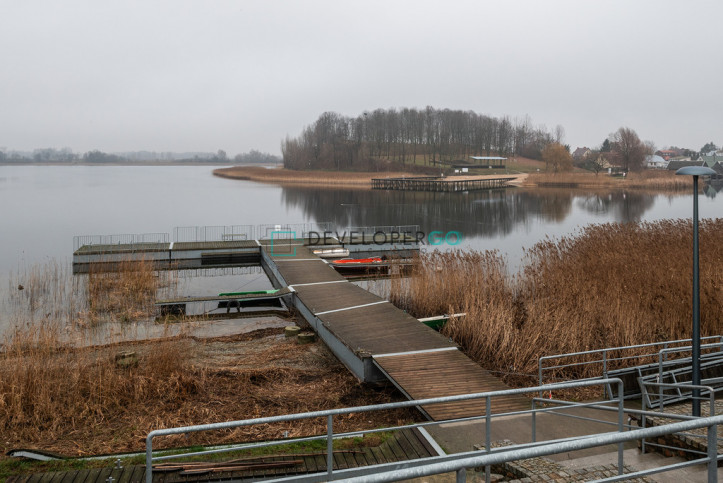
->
[675, 166, 715, 417]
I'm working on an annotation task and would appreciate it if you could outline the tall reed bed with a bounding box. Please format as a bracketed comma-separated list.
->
[390, 219, 723, 383]
[529, 170, 691, 191]
[86, 257, 178, 323]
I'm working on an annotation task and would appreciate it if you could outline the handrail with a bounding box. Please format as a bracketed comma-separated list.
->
[538, 336, 723, 394]
[326, 415, 723, 483]
[145, 378, 623, 483]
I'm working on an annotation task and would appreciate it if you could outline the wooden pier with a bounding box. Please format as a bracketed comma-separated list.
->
[371, 175, 515, 192]
[72, 233, 528, 421]
[259, 240, 529, 421]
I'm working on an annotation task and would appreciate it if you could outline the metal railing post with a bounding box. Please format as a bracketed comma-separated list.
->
[456, 467, 466, 482]
[145, 434, 153, 483]
[640, 382, 647, 454]
[602, 350, 608, 399]
[485, 396, 491, 483]
[658, 352, 664, 410]
[327, 415, 334, 478]
[617, 380, 624, 476]
[538, 358, 544, 398]
[531, 399, 537, 443]
[707, 422, 716, 483]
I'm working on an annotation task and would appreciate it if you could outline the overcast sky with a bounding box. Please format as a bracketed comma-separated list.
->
[1, 0, 721, 156]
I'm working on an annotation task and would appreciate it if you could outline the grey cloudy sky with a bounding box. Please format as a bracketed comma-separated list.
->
[1, 0, 721, 156]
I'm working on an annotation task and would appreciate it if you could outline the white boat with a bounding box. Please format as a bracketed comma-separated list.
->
[312, 247, 350, 258]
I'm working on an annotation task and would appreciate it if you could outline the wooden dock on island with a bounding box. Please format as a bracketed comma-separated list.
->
[371, 175, 516, 192]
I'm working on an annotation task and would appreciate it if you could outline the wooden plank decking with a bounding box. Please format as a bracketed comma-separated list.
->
[7, 429, 436, 483]
[374, 350, 530, 420]
[260, 243, 530, 421]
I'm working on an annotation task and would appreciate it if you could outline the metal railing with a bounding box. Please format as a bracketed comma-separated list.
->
[639, 380, 723, 463]
[539, 336, 723, 398]
[257, 222, 333, 239]
[145, 379, 623, 483]
[346, 225, 421, 236]
[73, 233, 169, 251]
[172, 225, 255, 242]
[323, 416, 722, 482]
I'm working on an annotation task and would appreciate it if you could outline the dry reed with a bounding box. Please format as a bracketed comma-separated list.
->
[390, 219, 723, 384]
[86, 258, 176, 323]
[529, 170, 692, 191]
[0, 262, 413, 456]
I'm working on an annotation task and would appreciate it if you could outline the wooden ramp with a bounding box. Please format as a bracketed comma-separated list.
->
[373, 349, 529, 420]
[260, 242, 530, 421]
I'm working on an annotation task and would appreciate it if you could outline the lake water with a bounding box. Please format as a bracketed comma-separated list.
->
[1, 165, 722, 331]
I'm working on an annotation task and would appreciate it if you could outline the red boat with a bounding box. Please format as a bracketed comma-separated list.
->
[331, 257, 383, 265]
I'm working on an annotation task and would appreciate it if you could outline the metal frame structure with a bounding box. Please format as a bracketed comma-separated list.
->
[73, 232, 169, 251]
[638, 380, 722, 461]
[538, 337, 723, 398]
[144, 376, 723, 483]
[173, 224, 256, 242]
[146, 379, 625, 483]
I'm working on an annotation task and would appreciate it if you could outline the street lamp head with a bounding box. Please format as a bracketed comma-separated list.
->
[675, 166, 716, 176]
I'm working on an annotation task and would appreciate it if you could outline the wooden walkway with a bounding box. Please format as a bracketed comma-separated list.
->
[259, 241, 529, 421]
[7, 428, 436, 483]
[372, 176, 515, 192]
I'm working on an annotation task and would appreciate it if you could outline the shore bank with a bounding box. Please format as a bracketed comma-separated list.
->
[215, 165, 693, 192]
[213, 166, 417, 187]
[214, 166, 530, 188]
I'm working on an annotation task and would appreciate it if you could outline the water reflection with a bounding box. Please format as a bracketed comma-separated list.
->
[575, 191, 655, 222]
[281, 186, 663, 238]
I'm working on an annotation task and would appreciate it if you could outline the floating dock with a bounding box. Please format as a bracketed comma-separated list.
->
[73, 225, 527, 421]
[259, 240, 528, 420]
[371, 175, 516, 192]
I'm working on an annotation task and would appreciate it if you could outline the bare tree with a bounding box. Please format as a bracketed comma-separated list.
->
[612, 127, 646, 172]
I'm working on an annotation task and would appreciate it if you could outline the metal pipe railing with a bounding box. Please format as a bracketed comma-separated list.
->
[327, 415, 723, 483]
[656, 343, 723, 408]
[640, 382, 717, 456]
[145, 378, 623, 483]
[538, 336, 723, 396]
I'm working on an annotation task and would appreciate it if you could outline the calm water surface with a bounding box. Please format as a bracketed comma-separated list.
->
[1, 165, 722, 329]
[2, 165, 723, 271]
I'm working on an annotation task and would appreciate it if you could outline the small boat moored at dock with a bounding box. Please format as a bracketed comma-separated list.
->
[417, 312, 467, 330]
[312, 247, 350, 258]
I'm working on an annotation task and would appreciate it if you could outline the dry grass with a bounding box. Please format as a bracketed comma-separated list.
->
[0, 261, 415, 457]
[0, 327, 414, 456]
[86, 258, 176, 323]
[390, 220, 723, 384]
[528, 170, 691, 191]
[213, 166, 416, 187]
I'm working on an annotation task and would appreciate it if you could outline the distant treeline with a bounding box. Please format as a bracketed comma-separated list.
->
[0, 148, 280, 164]
[282, 107, 565, 171]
